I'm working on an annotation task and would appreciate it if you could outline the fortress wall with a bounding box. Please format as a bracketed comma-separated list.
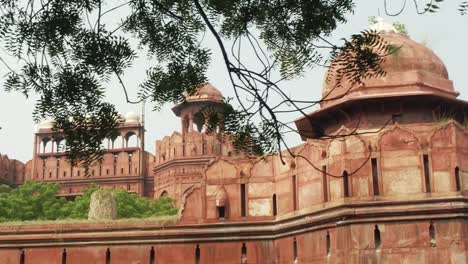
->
[0, 218, 466, 264]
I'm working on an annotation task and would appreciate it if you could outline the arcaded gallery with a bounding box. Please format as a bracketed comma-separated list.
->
[0, 21, 467, 263]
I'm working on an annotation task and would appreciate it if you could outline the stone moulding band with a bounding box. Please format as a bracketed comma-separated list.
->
[0, 195, 466, 248]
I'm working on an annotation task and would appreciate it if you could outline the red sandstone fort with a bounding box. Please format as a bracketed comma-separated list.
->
[0, 20, 467, 263]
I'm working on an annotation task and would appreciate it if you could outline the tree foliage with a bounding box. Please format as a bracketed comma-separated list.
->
[384, 0, 468, 16]
[0, 181, 177, 222]
[0, 0, 395, 167]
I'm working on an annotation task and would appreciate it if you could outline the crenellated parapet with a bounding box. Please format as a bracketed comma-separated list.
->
[155, 132, 233, 165]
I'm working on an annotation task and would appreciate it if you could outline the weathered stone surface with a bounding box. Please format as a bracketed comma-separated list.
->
[383, 167, 422, 195]
[434, 171, 451, 192]
[248, 182, 274, 197]
[248, 198, 272, 216]
[88, 189, 117, 220]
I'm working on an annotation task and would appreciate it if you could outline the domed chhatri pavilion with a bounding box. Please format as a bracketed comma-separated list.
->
[1, 20, 468, 264]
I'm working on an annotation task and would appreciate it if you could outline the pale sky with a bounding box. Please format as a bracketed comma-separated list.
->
[0, 1, 466, 163]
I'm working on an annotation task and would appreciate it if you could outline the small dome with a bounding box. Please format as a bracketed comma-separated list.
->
[185, 83, 224, 103]
[38, 118, 54, 129]
[125, 112, 140, 123]
[321, 21, 455, 108]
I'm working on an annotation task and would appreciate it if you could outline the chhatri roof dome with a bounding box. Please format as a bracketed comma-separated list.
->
[172, 83, 225, 116]
[185, 83, 224, 103]
[321, 18, 457, 108]
[38, 118, 54, 129]
[125, 111, 140, 123]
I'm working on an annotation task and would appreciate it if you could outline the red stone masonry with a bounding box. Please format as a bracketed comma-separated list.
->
[1, 23, 468, 263]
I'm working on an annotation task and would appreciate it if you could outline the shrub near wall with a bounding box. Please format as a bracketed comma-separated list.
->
[0, 181, 178, 222]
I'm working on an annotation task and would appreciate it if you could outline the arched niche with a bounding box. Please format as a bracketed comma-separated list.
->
[215, 186, 229, 218]
[327, 139, 344, 159]
[430, 123, 460, 192]
[205, 159, 237, 181]
[159, 190, 169, 198]
[344, 135, 367, 154]
[295, 144, 322, 168]
[378, 126, 419, 152]
[378, 127, 422, 195]
[180, 187, 203, 223]
[344, 135, 370, 197]
[251, 156, 274, 178]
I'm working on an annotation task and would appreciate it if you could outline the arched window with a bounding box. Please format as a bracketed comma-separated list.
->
[105, 248, 111, 264]
[20, 250, 25, 264]
[126, 132, 138, 148]
[371, 158, 380, 195]
[272, 194, 278, 216]
[374, 225, 381, 250]
[62, 249, 67, 264]
[455, 167, 461, 191]
[430, 222, 436, 247]
[195, 245, 200, 264]
[149, 247, 155, 264]
[240, 184, 246, 217]
[326, 231, 331, 256]
[241, 243, 247, 264]
[218, 206, 226, 219]
[292, 175, 297, 210]
[423, 154, 431, 193]
[193, 111, 206, 132]
[160, 191, 168, 198]
[112, 135, 124, 149]
[343, 171, 349, 197]
[215, 187, 228, 219]
[43, 138, 52, 153]
[322, 166, 328, 202]
[101, 138, 107, 149]
[57, 139, 67, 153]
[293, 238, 298, 264]
[182, 115, 190, 133]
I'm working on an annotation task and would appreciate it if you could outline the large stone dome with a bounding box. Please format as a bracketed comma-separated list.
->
[321, 20, 456, 108]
